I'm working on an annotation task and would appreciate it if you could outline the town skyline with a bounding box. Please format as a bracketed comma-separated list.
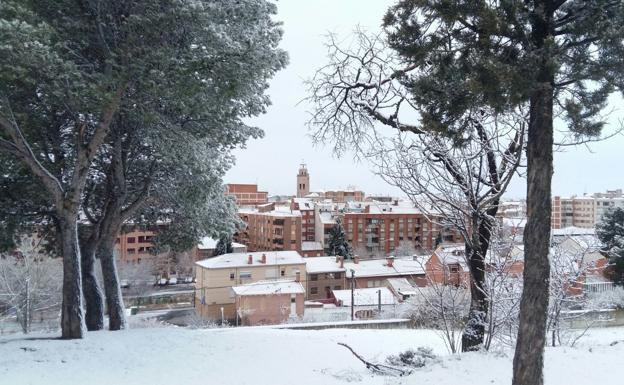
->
[225, 0, 624, 199]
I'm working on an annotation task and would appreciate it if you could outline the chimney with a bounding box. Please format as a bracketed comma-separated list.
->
[386, 256, 394, 268]
[261, 253, 267, 264]
[354, 255, 359, 264]
[247, 255, 253, 265]
[295, 271, 301, 282]
[339, 256, 344, 269]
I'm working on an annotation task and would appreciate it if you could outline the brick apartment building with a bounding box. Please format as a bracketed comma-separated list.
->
[341, 201, 461, 256]
[235, 202, 302, 253]
[226, 183, 268, 206]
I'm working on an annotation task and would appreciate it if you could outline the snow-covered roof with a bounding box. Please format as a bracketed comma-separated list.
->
[386, 278, 418, 296]
[197, 237, 246, 250]
[231, 280, 305, 296]
[196, 251, 304, 269]
[333, 287, 396, 306]
[238, 207, 301, 218]
[343, 256, 427, 278]
[319, 212, 335, 225]
[433, 244, 469, 268]
[552, 227, 596, 237]
[305, 256, 346, 273]
[301, 241, 323, 251]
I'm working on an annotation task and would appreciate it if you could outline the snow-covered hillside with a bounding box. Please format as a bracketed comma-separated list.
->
[1, 326, 623, 385]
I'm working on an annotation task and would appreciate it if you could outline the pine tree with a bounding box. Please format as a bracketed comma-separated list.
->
[213, 234, 234, 257]
[327, 219, 352, 258]
[596, 208, 624, 285]
[307, 2, 624, 381]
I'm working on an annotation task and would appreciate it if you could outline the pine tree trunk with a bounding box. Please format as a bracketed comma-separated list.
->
[81, 240, 105, 331]
[58, 215, 86, 339]
[512, 26, 554, 383]
[98, 239, 127, 330]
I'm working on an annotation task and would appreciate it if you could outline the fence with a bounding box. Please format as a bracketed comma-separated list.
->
[583, 281, 615, 293]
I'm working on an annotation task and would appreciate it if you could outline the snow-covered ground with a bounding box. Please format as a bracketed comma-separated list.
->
[1, 325, 623, 385]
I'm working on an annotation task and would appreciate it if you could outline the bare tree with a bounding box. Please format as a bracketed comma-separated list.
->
[403, 282, 470, 354]
[0, 239, 62, 333]
[306, 29, 525, 351]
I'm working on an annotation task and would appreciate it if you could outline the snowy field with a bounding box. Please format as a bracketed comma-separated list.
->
[1, 325, 623, 385]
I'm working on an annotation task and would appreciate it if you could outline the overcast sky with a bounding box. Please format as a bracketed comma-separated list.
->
[225, 0, 624, 199]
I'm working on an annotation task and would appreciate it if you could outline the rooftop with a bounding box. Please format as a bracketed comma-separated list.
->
[196, 237, 246, 250]
[333, 287, 397, 306]
[231, 280, 305, 296]
[301, 241, 323, 251]
[304, 256, 346, 273]
[195, 251, 305, 269]
[343, 256, 428, 278]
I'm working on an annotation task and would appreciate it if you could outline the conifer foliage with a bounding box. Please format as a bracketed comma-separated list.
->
[327, 219, 352, 258]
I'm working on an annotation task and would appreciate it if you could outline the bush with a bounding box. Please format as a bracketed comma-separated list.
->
[386, 347, 440, 369]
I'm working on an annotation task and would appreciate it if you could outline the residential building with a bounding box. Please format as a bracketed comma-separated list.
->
[226, 183, 268, 206]
[115, 228, 158, 264]
[291, 198, 316, 242]
[232, 279, 305, 325]
[301, 241, 324, 257]
[324, 188, 365, 203]
[342, 201, 461, 257]
[194, 251, 306, 321]
[552, 189, 624, 229]
[305, 256, 346, 301]
[235, 203, 302, 253]
[424, 244, 471, 286]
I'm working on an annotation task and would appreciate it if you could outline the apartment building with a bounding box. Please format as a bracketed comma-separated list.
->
[324, 189, 365, 203]
[115, 227, 159, 264]
[194, 251, 306, 321]
[226, 183, 268, 206]
[341, 201, 461, 257]
[291, 198, 316, 242]
[235, 203, 302, 253]
[552, 189, 624, 229]
[304, 256, 347, 301]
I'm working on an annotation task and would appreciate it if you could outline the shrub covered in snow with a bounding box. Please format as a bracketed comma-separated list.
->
[386, 347, 440, 369]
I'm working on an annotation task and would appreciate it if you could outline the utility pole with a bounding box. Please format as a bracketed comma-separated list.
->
[378, 289, 381, 313]
[350, 269, 355, 321]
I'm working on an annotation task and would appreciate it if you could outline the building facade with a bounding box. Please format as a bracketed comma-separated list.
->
[226, 183, 268, 206]
[194, 251, 306, 321]
[235, 203, 302, 253]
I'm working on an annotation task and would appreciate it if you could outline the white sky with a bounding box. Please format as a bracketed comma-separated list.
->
[225, 0, 624, 199]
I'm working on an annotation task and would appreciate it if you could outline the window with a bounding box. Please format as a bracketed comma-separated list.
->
[229, 272, 235, 280]
[449, 265, 460, 273]
[127, 248, 136, 254]
[310, 287, 318, 294]
[280, 269, 286, 277]
[334, 285, 342, 290]
[137, 258, 141, 264]
[334, 272, 342, 279]
[239, 272, 252, 279]
[310, 274, 318, 281]
[127, 237, 136, 243]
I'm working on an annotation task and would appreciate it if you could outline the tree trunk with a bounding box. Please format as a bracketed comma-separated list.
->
[98, 240, 127, 330]
[58, 215, 86, 339]
[512, 23, 554, 383]
[81, 240, 105, 331]
[462, 241, 489, 352]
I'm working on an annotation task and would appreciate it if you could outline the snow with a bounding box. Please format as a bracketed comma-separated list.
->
[1, 325, 624, 385]
[231, 280, 305, 296]
[343, 257, 427, 278]
[301, 241, 323, 251]
[333, 287, 397, 306]
[196, 236, 246, 250]
[305, 256, 346, 273]
[195, 250, 304, 269]
[386, 278, 419, 296]
[552, 226, 596, 237]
